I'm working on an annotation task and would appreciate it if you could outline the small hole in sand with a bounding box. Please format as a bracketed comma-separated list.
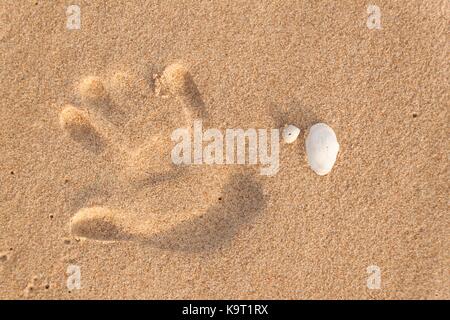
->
[64, 179, 69, 184]
[218, 197, 222, 201]
[9, 248, 13, 251]
[49, 214, 54, 219]
[10, 171, 14, 175]
[45, 284, 50, 289]
[412, 113, 418, 118]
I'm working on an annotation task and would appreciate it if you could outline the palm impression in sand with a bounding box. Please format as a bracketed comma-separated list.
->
[59, 63, 265, 251]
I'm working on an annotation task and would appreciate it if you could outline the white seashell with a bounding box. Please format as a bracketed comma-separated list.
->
[305, 123, 339, 176]
[282, 125, 300, 143]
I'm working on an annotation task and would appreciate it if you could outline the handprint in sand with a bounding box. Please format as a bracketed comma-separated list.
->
[60, 63, 265, 251]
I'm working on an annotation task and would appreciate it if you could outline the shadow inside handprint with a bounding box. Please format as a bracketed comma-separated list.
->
[145, 172, 266, 252]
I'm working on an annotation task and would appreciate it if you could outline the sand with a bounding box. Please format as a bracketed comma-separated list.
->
[0, 1, 448, 299]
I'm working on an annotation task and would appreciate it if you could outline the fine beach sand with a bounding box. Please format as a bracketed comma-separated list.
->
[0, 1, 448, 299]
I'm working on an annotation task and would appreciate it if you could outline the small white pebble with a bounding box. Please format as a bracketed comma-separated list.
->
[305, 123, 339, 176]
[282, 125, 300, 143]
